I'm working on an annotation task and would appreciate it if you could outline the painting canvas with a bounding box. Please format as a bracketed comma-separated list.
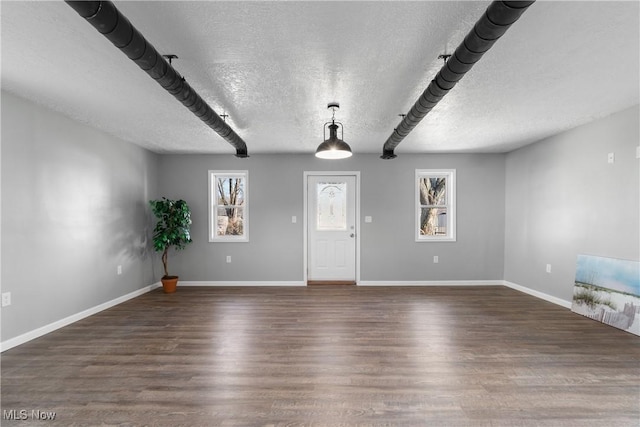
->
[572, 254, 640, 336]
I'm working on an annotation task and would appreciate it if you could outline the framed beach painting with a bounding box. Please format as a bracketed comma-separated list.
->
[572, 254, 640, 336]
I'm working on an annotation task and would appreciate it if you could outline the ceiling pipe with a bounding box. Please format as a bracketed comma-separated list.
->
[65, 1, 249, 157]
[381, 0, 535, 159]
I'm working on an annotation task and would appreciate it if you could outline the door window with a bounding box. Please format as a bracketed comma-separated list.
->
[316, 182, 347, 230]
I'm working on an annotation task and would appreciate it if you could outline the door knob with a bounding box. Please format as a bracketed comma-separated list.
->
[350, 233, 355, 238]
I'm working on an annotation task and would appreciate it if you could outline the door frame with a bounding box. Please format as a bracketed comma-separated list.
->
[303, 171, 361, 285]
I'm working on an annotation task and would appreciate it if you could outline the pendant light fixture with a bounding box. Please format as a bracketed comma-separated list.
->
[315, 102, 352, 159]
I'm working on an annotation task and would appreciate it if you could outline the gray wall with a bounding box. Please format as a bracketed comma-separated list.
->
[1, 91, 160, 341]
[158, 153, 506, 282]
[504, 106, 640, 302]
[3, 90, 635, 346]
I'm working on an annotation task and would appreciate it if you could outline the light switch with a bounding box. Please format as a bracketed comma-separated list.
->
[364, 216, 372, 223]
[608, 152, 615, 164]
[292, 216, 297, 223]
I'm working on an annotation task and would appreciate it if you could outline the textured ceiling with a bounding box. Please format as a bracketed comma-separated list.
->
[1, 1, 639, 155]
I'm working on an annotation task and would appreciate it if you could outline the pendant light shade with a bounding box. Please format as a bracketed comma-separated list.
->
[315, 103, 352, 159]
[315, 123, 352, 159]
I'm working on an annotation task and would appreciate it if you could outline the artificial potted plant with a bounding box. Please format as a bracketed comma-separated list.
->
[149, 197, 193, 293]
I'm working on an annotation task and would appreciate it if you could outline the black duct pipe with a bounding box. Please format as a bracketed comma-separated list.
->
[65, 1, 249, 157]
[381, 0, 534, 159]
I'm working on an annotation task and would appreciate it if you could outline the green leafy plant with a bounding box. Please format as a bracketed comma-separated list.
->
[149, 198, 192, 278]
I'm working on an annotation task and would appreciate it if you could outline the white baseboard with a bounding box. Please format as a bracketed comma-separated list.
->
[0, 282, 161, 353]
[1, 279, 571, 352]
[502, 280, 572, 309]
[360, 280, 573, 310]
[179, 281, 305, 287]
[358, 280, 504, 286]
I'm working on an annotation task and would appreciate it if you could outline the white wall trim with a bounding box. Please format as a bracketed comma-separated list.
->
[1, 279, 572, 352]
[359, 280, 503, 286]
[0, 282, 161, 353]
[415, 169, 457, 242]
[208, 170, 249, 243]
[179, 281, 305, 287]
[502, 280, 572, 309]
[360, 280, 573, 309]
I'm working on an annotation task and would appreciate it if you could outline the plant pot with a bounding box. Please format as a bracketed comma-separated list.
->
[161, 276, 179, 293]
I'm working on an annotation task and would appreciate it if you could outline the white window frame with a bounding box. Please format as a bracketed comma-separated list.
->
[209, 170, 249, 242]
[415, 169, 456, 242]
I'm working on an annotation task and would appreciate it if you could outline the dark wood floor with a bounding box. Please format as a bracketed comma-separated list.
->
[2, 286, 639, 426]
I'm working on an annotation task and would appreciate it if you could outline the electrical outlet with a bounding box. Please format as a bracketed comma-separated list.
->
[226, 256, 232, 263]
[291, 216, 297, 223]
[546, 264, 552, 273]
[2, 292, 11, 307]
[117, 265, 122, 275]
[365, 216, 373, 223]
[433, 256, 439, 264]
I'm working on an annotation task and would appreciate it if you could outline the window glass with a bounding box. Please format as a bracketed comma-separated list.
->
[416, 170, 456, 242]
[317, 182, 347, 230]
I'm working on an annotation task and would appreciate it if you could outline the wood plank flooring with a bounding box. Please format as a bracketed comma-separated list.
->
[2, 286, 639, 426]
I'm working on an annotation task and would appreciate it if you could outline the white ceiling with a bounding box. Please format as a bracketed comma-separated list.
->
[1, 1, 638, 156]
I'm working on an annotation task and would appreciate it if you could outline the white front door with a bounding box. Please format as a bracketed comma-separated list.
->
[307, 174, 357, 282]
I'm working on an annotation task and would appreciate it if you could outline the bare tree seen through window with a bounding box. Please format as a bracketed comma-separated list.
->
[216, 177, 244, 236]
[419, 177, 447, 236]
